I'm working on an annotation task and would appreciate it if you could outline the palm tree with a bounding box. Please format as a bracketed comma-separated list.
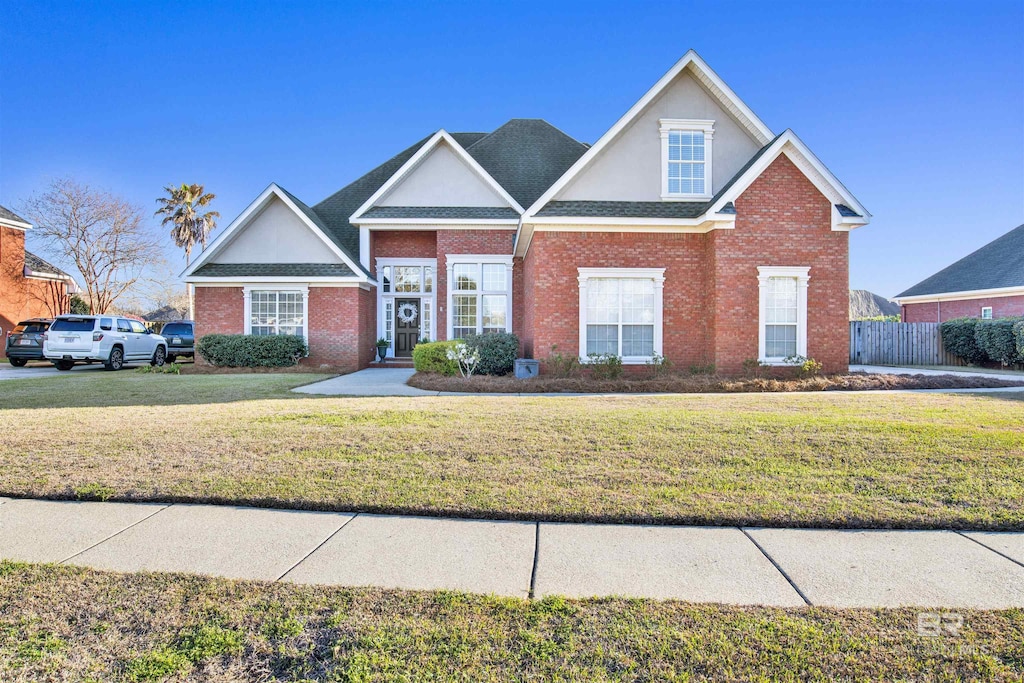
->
[156, 183, 219, 318]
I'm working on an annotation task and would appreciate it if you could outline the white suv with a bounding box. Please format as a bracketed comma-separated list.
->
[44, 315, 168, 371]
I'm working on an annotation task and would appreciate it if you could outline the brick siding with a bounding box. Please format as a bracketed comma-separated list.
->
[1, 225, 71, 334]
[902, 295, 1024, 323]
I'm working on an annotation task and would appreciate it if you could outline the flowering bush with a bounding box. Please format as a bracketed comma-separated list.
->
[446, 342, 481, 377]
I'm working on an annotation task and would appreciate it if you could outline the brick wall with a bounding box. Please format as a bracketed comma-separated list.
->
[435, 229, 518, 342]
[902, 295, 1024, 323]
[1, 225, 71, 334]
[371, 230, 437, 262]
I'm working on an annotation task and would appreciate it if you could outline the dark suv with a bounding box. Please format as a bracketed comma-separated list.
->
[5, 318, 52, 366]
[160, 320, 195, 363]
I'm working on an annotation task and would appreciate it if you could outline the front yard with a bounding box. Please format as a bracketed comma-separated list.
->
[0, 372, 1022, 529]
[2, 561, 1021, 682]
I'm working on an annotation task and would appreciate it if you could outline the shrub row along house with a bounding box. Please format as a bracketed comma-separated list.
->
[184, 51, 870, 373]
[0, 204, 77, 334]
[894, 223, 1024, 323]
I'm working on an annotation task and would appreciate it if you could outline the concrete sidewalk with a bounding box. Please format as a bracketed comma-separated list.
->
[2, 497, 1023, 607]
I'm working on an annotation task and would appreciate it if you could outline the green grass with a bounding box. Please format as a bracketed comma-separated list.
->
[0, 373, 1023, 528]
[0, 561, 1021, 682]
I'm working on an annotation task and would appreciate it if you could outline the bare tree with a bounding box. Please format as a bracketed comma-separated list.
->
[22, 178, 162, 314]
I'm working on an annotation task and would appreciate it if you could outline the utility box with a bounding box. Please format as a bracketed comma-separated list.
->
[514, 358, 540, 379]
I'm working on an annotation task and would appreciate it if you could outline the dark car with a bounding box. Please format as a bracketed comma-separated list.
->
[5, 318, 52, 366]
[160, 320, 195, 362]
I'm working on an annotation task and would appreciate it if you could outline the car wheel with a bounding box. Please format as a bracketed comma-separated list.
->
[151, 346, 166, 367]
[166, 354, 176, 364]
[8, 358, 27, 367]
[104, 347, 124, 371]
[55, 360, 74, 371]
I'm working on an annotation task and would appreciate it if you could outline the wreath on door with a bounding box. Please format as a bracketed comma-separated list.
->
[396, 302, 419, 325]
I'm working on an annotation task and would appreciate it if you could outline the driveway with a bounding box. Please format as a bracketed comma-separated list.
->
[1, 360, 112, 381]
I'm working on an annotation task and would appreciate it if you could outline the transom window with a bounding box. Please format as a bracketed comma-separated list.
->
[447, 257, 512, 338]
[578, 268, 665, 363]
[249, 290, 306, 337]
[757, 267, 810, 363]
[660, 119, 714, 199]
[381, 265, 432, 294]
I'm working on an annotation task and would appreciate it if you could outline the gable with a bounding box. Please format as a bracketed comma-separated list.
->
[215, 196, 343, 265]
[558, 68, 762, 202]
[377, 140, 510, 208]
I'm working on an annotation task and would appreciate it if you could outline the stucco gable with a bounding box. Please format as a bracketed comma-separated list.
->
[376, 140, 511, 208]
[213, 196, 344, 265]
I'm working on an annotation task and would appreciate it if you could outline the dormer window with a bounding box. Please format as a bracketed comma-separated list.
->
[660, 119, 714, 200]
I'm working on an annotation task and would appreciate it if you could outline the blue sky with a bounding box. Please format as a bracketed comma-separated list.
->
[2, 0, 1022, 299]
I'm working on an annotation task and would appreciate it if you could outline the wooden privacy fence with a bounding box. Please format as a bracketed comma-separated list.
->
[849, 321, 963, 366]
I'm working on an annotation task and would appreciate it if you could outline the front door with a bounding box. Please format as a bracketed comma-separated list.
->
[394, 298, 420, 357]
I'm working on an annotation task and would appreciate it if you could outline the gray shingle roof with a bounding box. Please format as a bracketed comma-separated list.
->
[24, 251, 71, 278]
[535, 200, 711, 219]
[192, 263, 356, 278]
[896, 223, 1024, 298]
[464, 119, 589, 209]
[361, 206, 520, 220]
[0, 204, 29, 226]
[274, 185, 370, 277]
[835, 204, 860, 217]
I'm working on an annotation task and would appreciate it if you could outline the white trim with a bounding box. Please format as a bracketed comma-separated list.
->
[757, 266, 810, 365]
[0, 216, 31, 231]
[359, 227, 370, 270]
[445, 255, 514, 339]
[981, 306, 994, 320]
[522, 50, 773, 222]
[660, 118, 714, 200]
[376, 258, 438, 357]
[242, 284, 309, 340]
[190, 276, 366, 285]
[353, 219, 518, 227]
[349, 130, 525, 223]
[181, 183, 370, 282]
[577, 267, 665, 364]
[892, 285, 1024, 305]
[445, 254, 514, 265]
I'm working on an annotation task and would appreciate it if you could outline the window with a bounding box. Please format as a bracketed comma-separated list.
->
[446, 257, 512, 338]
[981, 306, 993, 320]
[247, 290, 306, 337]
[757, 267, 810, 363]
[661, 119, 714, 199]
[117, 319, 132, 333]
[578, 268, 665, 362]
[129, 320, 148, 334]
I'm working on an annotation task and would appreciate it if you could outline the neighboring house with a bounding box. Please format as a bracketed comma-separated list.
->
[893, 223, 1024, 323]
[184, 51, 870, 372]
[0, 204, 77, 335]
[849, 290, 900, 320]
[143, 304, 190, 323]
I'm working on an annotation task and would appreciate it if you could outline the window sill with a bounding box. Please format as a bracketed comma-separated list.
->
[661, 193, 713, 202]
[579, 357, 658, 365]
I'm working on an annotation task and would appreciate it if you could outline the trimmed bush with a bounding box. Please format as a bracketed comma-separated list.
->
[975, 317, 1024, 366]
[412, 340, 460, 375]
[197, 334, 307, 367]
[464, 332, 520, 376]
[940, 318, 986, 364]
[1015, 320, 1024, 362]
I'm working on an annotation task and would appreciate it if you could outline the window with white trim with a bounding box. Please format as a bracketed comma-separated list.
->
[660, 119, 714, 199]
[447, 257, 512, 338]
[249, 290, 306, 337]
[757, 267, 810, 363]
[577, 268, 665, 362]
[981, 306, 993, 320]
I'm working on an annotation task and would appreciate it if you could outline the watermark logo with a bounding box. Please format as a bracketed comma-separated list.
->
[917, 612, 963, 637]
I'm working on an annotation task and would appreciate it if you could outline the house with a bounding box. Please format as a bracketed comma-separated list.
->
[0, 204, 77, 335]
[184, 51, 870, 373]
[893, 223, 1024, 323]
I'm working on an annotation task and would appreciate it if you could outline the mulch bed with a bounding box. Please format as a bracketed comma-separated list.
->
[408, 371, 1024, 393]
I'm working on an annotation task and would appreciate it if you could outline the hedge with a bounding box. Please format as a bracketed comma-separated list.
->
[464, 332, 519, 375]
[975, 317, 1024, 366]
[940, 318, 986, 364]
[197, 334, 308, 367]
[1016, 320, 1024, 362]
[412, 340, 460, 375]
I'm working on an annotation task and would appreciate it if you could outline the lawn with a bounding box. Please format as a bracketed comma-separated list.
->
[0, 372, 1023, 529]
[1, 561, 1021, 682]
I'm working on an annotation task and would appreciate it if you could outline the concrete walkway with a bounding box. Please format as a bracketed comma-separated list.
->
[851, 364, 1024, 381]
[2, 497, 1023, 607]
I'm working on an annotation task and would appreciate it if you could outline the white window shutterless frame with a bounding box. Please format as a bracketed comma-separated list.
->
[577, 268, 665, 363]
[445, 255, 513, 339]
[660, 119, 714, 200]
[757, 267, 810, 364]
[376, 258, 437, 357]
[243, 286, 309, 339]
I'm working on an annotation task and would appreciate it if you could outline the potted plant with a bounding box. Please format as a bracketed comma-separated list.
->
[375, 337, 390, 362]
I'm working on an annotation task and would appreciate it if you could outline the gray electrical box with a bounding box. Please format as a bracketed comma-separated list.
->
[513, 358, 540, 379]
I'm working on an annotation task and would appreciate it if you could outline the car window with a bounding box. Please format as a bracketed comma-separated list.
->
[100, 318, 113, 331]
[51, 319, 95, 332]
[117, 319, 132, 333]
[162, 323, 191, 336]
[129, 320, 148, 334]
[15, 322, 49, 334]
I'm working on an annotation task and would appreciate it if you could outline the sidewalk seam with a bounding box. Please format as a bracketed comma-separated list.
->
[528, 522, 540, 600]
[275, 513, 360, 582]
[954, 531, 1024, 570]
[59, 503, 172, 565]
[740, 528, 812, 606]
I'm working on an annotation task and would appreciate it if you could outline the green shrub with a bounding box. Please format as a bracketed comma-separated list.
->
[974, 317, 1024, 366]
[196, 334, 307, 368]
[1015, 320, 1024, 362]
[940, 318, 986, 364]
[464, 332, 519, 375]
[587, 353, 623, 380]
[645, 353, 672, 377]
[412, 340, 460, 375]
[689, 362, 716, 376]
[544, 345, 580, 378]
[784, 355, 823, 378]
